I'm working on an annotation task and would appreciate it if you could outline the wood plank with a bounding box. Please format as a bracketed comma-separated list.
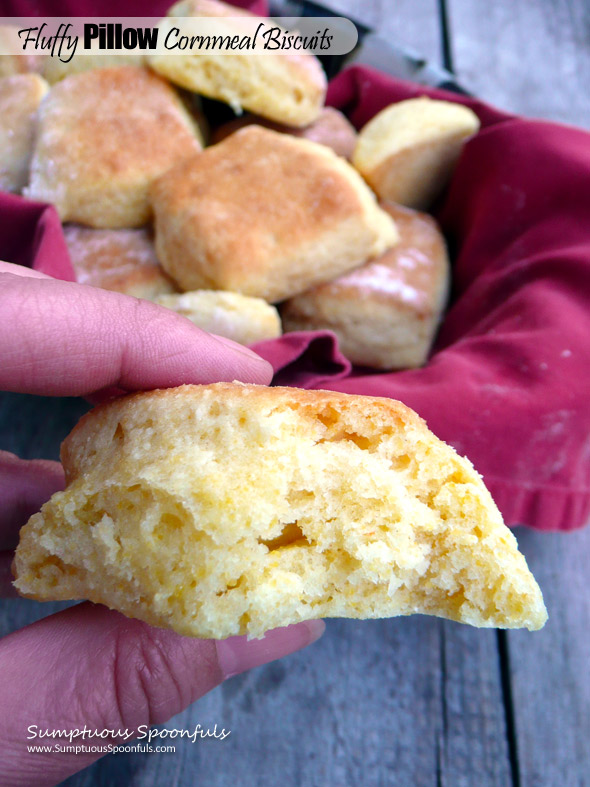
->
[438, 622, 511, 786]
[319, 0, 443, 66]
[0, 392, 89, 461]
[447, 0, 590, 128]
[2, 615, 510, 787]
[65, 618, 470, 787]
[506, 526, 590, 786]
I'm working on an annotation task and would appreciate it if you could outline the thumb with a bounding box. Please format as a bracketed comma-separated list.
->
[0, 603, 324, 787]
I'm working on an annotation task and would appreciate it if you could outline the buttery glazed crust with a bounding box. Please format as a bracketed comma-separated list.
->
[13, 383, 547, 638]
[148, 0, 327, 127]
[25, 67, 203, 228]
[281, 202, 450, 369]
[150, 125, 398, 302]
[63, 225, 177, 299]
[0, 74, 49, 193]
[353, 97, 481, 209]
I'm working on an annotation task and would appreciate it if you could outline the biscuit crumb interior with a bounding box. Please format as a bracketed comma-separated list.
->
[13, 385, 547, 638]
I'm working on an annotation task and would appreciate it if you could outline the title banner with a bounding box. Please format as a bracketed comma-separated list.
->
[0, 16, 358, 62]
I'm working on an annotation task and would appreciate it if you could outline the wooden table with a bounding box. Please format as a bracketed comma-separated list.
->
[2, 2, 589, 785]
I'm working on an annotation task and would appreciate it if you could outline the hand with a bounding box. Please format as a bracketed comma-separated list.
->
[0, 263, 325, 787]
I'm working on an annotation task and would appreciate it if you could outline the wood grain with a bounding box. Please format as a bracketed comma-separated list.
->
[447, 0, 590, 127]
[506, 527, 590, 786]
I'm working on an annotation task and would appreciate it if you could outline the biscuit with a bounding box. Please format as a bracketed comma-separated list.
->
[43, 52, 145, 84]
[0, 26, 44, 77]
[155, 290, 281, 345]
[25, 67, 203, 228]
[210, 107, 357, 159]
[150, 126, 398, 302]
[0, 74, 49, 193]
[353, 97, 481, 209]
[63, 225, 177, 299]
[282, 203, 449, 369]
[148, 0, 327, 127]
[13, 383, 547, 639]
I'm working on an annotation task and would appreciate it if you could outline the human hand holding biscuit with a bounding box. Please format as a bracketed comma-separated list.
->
[0, 262, 324, 787]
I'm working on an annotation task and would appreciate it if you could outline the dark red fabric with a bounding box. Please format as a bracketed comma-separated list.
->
[0, 193, 75, 280]
[0, 0, 267, 16]
[2, 7, 590, 531]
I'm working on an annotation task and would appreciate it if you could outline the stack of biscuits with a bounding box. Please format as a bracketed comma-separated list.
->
[1, 0, 481, 368]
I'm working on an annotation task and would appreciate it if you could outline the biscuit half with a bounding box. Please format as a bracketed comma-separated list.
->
[25, 66, 203, 228]
[150, 125, 398, 302]
[281, 202, 450, 369]
[148, 0, 327, 127]
[353, 97, 481, 209]
[13, 383, 547, 639]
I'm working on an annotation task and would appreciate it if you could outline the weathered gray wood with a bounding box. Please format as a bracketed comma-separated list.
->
[447, 0, 590, 128]
[59, 618, 509, 787]
[0, 392, 89, 461]
[438, 621, 511, 787]
[506, 527, 590, 787]
[321, 0, 442, 66]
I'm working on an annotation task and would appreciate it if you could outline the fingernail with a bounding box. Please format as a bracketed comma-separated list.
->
[216, 619, 326, 680]
[211, 333, 270, 364]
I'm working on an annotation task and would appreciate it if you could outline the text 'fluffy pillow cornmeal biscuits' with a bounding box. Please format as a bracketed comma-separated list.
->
[150, 125, 398, 302]
[13, 384, 547, 639]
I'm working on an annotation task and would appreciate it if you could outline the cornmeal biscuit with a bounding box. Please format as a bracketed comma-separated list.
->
[0, 74, 49, 193]
[211, 107, 357, 159]
[282, 203, 449, 369]
[63, 225, 177, 299]
[155, 290, 281, 345]
[148, 0, 327, 127]
[150, 126, 398, 302]
[353, 97, 481, 209]
[13, 383, 547, 639]
[43, 51, 145, 84]
[25, 67, 203, 228]
[0, 26, 44, 77]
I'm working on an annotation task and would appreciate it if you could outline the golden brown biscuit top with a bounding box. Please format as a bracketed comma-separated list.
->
[36, 66, 202, 181]
[151, 125, 381, 273]
[309, 202, 448, 313]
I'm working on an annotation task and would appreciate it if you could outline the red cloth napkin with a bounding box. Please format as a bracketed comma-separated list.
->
[2, 8, 590, 532]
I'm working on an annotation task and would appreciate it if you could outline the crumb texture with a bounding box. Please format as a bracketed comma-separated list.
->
[13, 384, 547, 638]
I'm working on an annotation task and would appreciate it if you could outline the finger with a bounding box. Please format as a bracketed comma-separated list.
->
[0, 274, 272, 396]
[0, 603, 325, 786]
[0, 452, 64, 549]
